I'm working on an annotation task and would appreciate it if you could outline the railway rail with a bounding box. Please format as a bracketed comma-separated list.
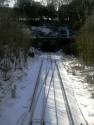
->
[21, 54, 88, 125]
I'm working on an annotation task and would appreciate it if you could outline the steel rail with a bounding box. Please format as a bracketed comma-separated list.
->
[53, 68, 59, 125]
[29, 58, 44, 125]
[29, 59, 43, 112]
[30, 57, 51, 125]
[41, 61, 55, 125]
[16, 58, 44, 125]
[55, 62, 75, 125]
[62, 60, 88, 125]
[32, 55, 51, 110]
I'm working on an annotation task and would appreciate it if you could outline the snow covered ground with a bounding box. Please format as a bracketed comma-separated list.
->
[59, 54, 94, 125]
[0, 55, 42, 125]
[0, 53, 94, 125]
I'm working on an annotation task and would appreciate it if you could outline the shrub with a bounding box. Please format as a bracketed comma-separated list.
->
[76, 10, 94, 65]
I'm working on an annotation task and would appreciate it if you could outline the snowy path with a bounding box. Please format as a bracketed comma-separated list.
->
[0, 54, 91, 125]
[27, 54, 87, 125]
[29, 55, 70, 125]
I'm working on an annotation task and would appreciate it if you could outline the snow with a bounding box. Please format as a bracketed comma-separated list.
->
[0, 53, 94, 125]
[58, 55, 94, 125]
[46, 66, 70, 125]
[0, 56, 42, 125]
[4, 0, 16, 7]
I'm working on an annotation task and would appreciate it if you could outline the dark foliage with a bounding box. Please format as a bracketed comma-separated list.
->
[58, 0, 94, 29]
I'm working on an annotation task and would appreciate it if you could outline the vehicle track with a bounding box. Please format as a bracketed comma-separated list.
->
[30, 55, 52, 125]
[55, 62, 75, 125]
[28, 54, 87, 125]
[30, 55, 72, 125]
[42, 56, 70, 125]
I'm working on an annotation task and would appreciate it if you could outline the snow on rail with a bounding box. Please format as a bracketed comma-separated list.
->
[55, 55, 88, 125]
[0, 54, 92, 125]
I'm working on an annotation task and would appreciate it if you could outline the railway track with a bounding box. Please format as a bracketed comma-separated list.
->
[22, 54, 88, 125]
[55, 62, 74, 125]
[30, 55, 53, 125]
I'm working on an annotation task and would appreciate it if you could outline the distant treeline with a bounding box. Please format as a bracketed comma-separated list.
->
[76, 10, 94, 66]
[58, 0, 94, 66]
[15, 0, 94, 29]
[1, 0, 94, 66]
[16, 1, 57, 19]
[58, 0, 94, 29]
[0, 7, 31, 56]
[0, 7, 32, 80]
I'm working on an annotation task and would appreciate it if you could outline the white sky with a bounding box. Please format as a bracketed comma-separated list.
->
[34, 0, 47, 6]
[4, 0, 17, 7]
[34, 0, 41, 1]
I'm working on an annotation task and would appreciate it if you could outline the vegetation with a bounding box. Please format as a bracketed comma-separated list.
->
[0, 0, 94, 67]
[16, 0, 57, 19]
[0, 7, 31, 80]
[76, 10, 94, 66]
[58, 0, 94, 29]
[58, 0, 94, 67]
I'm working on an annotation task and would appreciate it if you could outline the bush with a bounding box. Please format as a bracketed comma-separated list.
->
[76, 10, 94, 65]
[0, 7, 30, 57]
[0, 7, 32, 80]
